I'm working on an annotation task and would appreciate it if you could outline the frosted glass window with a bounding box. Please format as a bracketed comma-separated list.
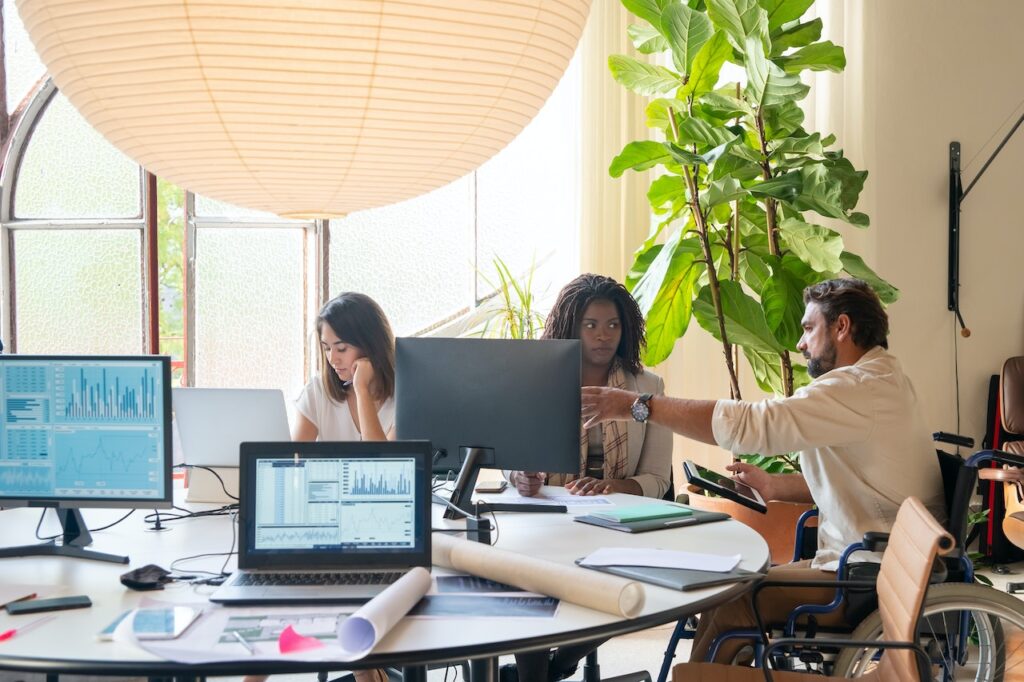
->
[329, 176, 474, 336]
[14, 93, 141, 219]
[193, 228, 305, 397]
[475, 58, 580, 297]
[3, 0, 45, 112]
[12, 229, 142, 353]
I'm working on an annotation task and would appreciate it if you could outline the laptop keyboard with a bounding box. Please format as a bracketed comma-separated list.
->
[236, 571, 404, 587]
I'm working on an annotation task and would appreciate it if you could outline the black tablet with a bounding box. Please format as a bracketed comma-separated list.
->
[683, 460, 768, 514]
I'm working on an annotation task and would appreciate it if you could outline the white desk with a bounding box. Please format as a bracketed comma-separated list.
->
[0, 486, 769, 680]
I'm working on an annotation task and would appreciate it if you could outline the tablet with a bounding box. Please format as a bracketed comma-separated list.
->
[683, 460, 768, 513]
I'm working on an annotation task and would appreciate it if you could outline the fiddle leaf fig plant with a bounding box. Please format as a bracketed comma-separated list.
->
[613, 0, 898, 412]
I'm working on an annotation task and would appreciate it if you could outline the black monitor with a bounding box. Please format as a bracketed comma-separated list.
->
[0, 355, 173, 563]
[395, 338, 580, 517]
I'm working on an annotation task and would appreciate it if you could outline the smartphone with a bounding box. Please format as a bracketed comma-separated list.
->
[474, 480, 508, 494]
[97, 606, 201, 641]
[5, 595, 91, 615]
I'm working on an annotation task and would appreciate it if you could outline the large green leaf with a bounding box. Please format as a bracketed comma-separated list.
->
[610, 141, 673, 177]
[679, 30, 733, 99]
[662, 3, 714, 74]
[677, 115, 740, 149]
[772, 132, 834, 157]
[777, 41, 847, 74]
[626, 243, 664, 290]
[706, 0, 769, 51]
[743, 346, 810, 395]
[628, 23, 670, 54]
[710, 144, 763, 181]
[762, 100, 805, 138]
[693, 280, 786, 352]
[744, 36, 809, 108]
[748, 171, 802, 202]
[646, 97, 688, 129]
[631, 232, 702, 314]
[739, 251, 772, 292]
[666, 142, 707, 166]
[823, 153, 868, 211]
[704, 176, 748, 208]
[609, 55, 680, 95]
[792, 163, 867, 225]
[840, 252, 900, 304]
[778, 217, 844, 273]
[648, 174, 687, 211]
[622, 0, 674, 26]
[698, 91, 754, 120]
[761, 266, 805, 348]
[758, 0, 814, 31]
[770, 18, 822, 54]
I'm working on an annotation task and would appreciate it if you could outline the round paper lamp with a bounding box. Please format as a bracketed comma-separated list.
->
[16, 1, 591, 218]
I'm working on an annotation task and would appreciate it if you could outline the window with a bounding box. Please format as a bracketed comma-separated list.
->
[0, 1, 581, 397]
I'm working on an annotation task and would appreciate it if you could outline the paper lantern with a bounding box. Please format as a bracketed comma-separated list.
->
[16, 1, 591, 218]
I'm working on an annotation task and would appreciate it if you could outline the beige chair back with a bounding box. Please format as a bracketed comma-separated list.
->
[874, 496, 954, 682]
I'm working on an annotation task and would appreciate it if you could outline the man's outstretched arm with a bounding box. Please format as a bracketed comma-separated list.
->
[581, 386, 717, 445]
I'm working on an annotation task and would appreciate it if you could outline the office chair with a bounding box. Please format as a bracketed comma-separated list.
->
[669, 496, 951, 682]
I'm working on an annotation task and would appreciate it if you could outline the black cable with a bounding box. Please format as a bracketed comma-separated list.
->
[178, 464, 239, 500]
[34, 508, 136, 541]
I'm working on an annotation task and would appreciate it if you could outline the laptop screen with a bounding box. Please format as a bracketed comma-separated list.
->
[238, 441, 431, 569]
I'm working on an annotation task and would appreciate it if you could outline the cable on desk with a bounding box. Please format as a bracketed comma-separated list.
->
[143, 503, 237, 527]
[33, 508, 136, 541]
[175, 463, 239, 501]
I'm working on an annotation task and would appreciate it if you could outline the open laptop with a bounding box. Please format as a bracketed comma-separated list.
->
[210, 440, 432, 605]
[173, 388, 291, 467]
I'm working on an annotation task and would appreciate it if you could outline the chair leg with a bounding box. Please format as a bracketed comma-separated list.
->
[578, 650, 652, 682]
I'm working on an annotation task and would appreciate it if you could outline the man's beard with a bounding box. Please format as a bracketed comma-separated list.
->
[805, 343, 837, 378]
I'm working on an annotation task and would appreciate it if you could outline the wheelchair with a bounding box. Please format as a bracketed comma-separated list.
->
[656, 439, 1024, 682]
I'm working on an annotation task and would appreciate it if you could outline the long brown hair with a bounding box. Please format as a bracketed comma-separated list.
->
[317, 292, 396, 404]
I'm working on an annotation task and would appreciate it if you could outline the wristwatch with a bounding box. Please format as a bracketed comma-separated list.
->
[630, 393, 653, 422]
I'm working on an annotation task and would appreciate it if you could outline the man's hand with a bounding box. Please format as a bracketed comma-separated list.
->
[510, 471, 546, 497]
[725, 461, 775, 501]
[581, 387, 635, 428]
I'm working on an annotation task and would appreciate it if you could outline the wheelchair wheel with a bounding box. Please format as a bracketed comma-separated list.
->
[832, 583, 1024, 681]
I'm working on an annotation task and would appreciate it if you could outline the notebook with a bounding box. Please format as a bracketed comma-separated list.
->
[210, 440, 432, 605]
[590, 503, 693, 523]
[574, 508, 729, 533]
[173, 388, 291, 467]
[575, 560, 762, 592]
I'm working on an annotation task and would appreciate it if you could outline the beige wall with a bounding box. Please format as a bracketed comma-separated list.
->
[652, 1, 1024, 478]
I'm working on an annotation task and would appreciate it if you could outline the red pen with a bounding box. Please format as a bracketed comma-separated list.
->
[0, 614, 56, 642]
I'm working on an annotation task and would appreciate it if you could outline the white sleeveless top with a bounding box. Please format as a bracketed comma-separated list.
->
[295, 378, 395, 440]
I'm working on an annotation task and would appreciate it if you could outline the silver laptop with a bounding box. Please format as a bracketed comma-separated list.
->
[173, 388, 290, 467]
[210, 440, 432, 605]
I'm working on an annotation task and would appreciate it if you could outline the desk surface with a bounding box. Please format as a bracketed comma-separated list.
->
[0, 485, 769, 675]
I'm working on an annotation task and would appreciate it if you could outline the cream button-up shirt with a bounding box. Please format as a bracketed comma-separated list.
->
[712, 346, 945, 570]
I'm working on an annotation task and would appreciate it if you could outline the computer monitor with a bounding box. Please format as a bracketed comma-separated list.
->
[0, 355, 173, 563]
[394, 338, 580, 517]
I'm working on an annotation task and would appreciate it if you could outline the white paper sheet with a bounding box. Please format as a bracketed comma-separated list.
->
[474, 493, 613, 506]
[579, 547, 741, 573]
[130, 567, 432, 663]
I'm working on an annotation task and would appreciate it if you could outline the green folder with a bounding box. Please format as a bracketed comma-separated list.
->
[591, 503, 693, 523]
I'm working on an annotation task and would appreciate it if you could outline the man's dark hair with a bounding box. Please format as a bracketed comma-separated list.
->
[803, 278, 889, 350]
[542, 273, 646, 375]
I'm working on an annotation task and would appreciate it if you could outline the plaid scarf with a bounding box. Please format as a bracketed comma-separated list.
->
[549, 357, 630, 485]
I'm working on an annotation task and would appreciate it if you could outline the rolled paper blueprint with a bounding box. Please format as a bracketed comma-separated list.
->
[432, 534, 645, 618]
[337, 566, 432, 658]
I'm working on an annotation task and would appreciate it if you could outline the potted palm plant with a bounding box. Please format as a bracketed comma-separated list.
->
[609, 0, 898, 562]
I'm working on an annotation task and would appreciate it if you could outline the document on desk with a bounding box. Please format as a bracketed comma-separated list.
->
[580, 547, 741, 573]
[409, 595, 559, 618]
[134, 567, 432, 663]
[475, 493, 613, 506]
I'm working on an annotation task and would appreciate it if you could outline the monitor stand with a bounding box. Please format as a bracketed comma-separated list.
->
[443, 446, 493, 519]
[0, 508, 129, 564]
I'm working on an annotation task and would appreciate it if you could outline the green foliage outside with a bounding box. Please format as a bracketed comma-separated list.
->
[156, 178, 186, 384]
[471, 256, 546, 340]
[610, 0, 900, 472]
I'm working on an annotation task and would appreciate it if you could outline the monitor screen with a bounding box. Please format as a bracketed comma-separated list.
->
[0, 355, 173, 507]
[394, 338, 581, 475]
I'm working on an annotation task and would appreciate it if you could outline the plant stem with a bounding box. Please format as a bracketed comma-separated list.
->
[755, 110, 795, 397]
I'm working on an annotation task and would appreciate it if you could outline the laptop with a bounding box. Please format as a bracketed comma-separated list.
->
[172, 388, 291, 467]
[210, 440, 432, 605]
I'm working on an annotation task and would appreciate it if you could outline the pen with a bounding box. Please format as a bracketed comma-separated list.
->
[0, 614, 56, 642]
[233, 630, 256, 655]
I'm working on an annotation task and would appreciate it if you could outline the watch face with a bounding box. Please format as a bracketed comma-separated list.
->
[631, 398, 649, 422]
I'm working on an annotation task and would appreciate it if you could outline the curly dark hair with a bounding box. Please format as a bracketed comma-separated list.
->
[541, 274, 646, 375]
[317, 292, 396, 404]
[803, 278, 889, 350]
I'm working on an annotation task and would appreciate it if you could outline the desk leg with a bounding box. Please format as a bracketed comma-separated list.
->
[470, 657, 498, 682]
[401, 665, 428, 681]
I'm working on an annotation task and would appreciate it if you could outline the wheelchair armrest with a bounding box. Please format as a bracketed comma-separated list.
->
[862, 531, 890, 552]
[933, 431, 975, 448]
[749, 579, 878, 644]
[762, 637, 931, 682]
